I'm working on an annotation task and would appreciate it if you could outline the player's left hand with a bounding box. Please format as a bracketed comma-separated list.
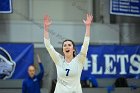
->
[83, 14, 93, 26]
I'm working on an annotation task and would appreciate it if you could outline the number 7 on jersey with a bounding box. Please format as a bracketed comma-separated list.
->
[65, 69, 70, 76]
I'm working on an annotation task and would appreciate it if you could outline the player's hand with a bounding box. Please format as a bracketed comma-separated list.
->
[83, 14, 93, 26]
[36, 54, 41, 63]
[44, 15, 52, 30]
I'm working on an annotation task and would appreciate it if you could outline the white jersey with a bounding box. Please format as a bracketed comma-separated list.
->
[44, 36, 90, 93]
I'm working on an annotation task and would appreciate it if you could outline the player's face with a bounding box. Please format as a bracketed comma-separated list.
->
[28, 66, 35, 78]
[63, 41, 75, 57]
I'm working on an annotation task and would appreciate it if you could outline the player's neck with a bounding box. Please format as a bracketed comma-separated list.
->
[65, 55, 73, 63]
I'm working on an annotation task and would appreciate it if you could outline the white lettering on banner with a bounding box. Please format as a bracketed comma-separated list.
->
[91, 55, 103, 74]
[130, 54, 140, 74]
[117, 55, 129, 74]
[83, 54, 140, 75]
[104, 55, 116, 74]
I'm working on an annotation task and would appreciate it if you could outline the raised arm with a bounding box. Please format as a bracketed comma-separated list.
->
[44, 15, 62, 64]
[78, 14, 93, 64]
[83, 14, 93, 37]
[36, 54, 44, 81]
[44, 15, 52, 39]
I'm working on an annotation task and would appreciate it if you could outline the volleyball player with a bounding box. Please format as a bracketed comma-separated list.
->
[44, 14, 93, 93]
